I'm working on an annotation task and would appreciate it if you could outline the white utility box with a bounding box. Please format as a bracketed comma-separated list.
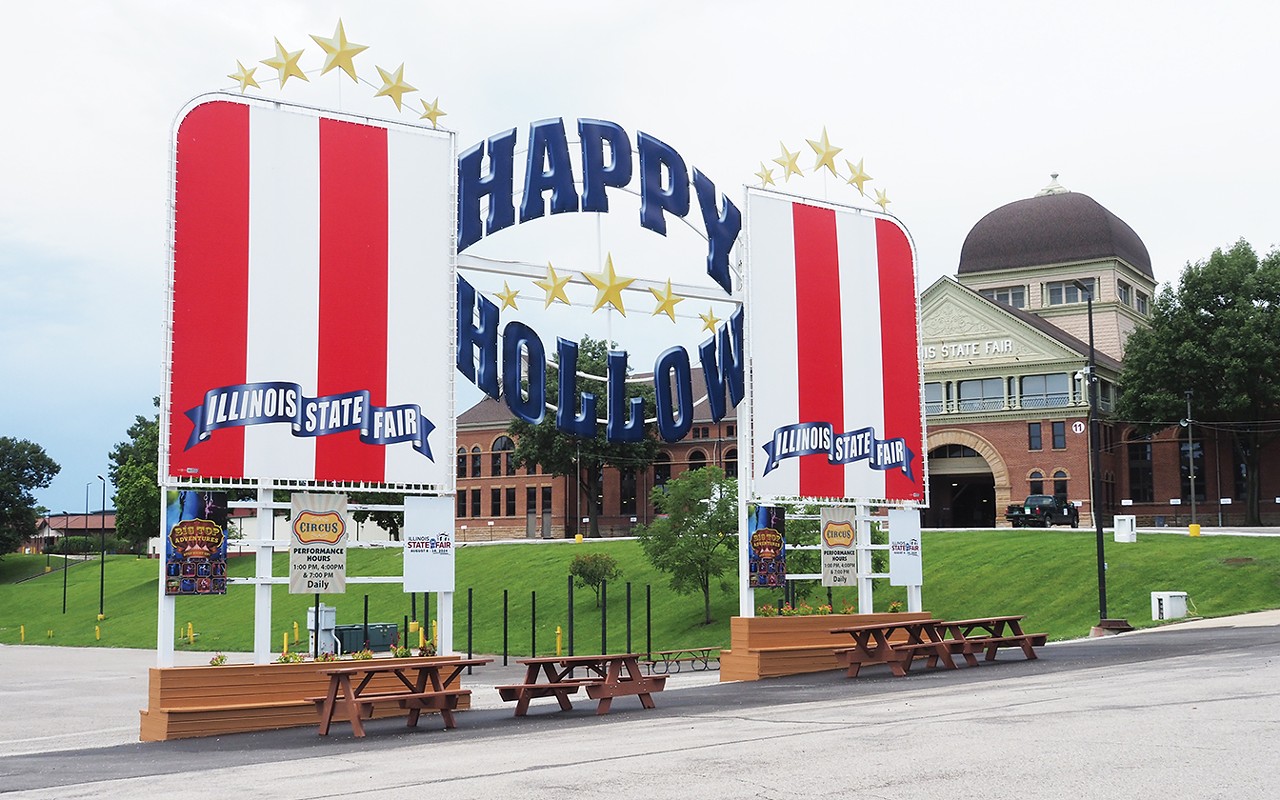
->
[306, 603, 338, 655]
[1114, 515, 1137, 543]
[1151, 591, 1188, 621]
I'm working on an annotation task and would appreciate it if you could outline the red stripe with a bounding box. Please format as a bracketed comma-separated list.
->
[315, 119, 389, 482]
[792, 204, 845, 498]
[875, 218, 923, 502]
[168, 101, 249, 480]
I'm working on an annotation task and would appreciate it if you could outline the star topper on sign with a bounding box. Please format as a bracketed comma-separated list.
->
[225, 19, 448, 129]
[755, 126, 892, 212]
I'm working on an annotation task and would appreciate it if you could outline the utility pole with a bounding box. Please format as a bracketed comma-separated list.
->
[1184, 390, 1197, 527]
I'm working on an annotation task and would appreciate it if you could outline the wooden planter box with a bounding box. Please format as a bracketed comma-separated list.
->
[139, 656, 472, 742]
[719, 612, 932, 681]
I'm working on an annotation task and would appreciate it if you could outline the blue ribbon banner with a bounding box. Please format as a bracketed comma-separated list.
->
[184, 381, 436, 460]
[761, 422, 915, 481]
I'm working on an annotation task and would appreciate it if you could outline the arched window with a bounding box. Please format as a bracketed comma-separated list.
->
[470, 445, 482, 477]
[724, 448, 738, 479]
[1053, 470, 1068, 498]
[456, 447, 467, 479]
[1029, 470, 1044, 495]
[492, 435, 515, 476]
[688, 450, 707, 471]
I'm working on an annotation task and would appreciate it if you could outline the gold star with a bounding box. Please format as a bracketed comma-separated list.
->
[582, 253, 636, 316]
[496, 281, 520, 311]
[874, 188, 891, 211]
[649, 279, 684, 322]
[772, 142, 803, 181]
[260, 38, 309, 88]
[845, 158, 873, 196]
[374, 63, 417, 111]
[755, 162, 775, 187]
[418, 97, 447, 128]
[699, 308, 722, 332]
[533, 262, 572, 308]
[309, 19, 367, 82]
[806, 127, 843, 177]
[227, 61, 260, 93]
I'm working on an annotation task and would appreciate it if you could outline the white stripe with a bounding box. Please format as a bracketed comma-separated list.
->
[745, 192, 800, 498]
[244, 107, 319, 479]
[384, 128, 455, 487]
[835, 211, 887, 499]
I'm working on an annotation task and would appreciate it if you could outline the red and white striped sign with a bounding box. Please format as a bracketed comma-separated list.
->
[162, 96, 455, 487]
[746, 190, 926, 504]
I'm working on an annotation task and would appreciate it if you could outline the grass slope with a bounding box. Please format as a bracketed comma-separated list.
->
[1, 531, 1276, 657]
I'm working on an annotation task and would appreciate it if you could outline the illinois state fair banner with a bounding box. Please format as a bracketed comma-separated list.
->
[745, 190, 925, 505]
[164, 490, 228, 596]
[886, 508, 923, 586]
[819, 506, 856, 587]
[402, 496, 455, 593]
[163, 95, 454, 489]
[290, 493, 349, 594]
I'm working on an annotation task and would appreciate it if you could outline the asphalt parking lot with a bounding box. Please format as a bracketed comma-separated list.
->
[3, 612, 1279, 799]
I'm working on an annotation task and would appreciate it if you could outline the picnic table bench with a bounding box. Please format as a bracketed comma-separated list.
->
[935, 616, 1047, 665]
[496, 653, 668, 716]
[309, 657, 491, 737]
[642, 647, 721, 674]
[831, 618, 956, 677]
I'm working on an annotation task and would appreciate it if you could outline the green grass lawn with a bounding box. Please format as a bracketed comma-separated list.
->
[1, 531, 1276, 658]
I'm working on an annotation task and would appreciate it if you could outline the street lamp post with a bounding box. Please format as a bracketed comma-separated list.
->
[97, 475, 107, 620]
[1183, 390, 1197, 527]
[62, 511, 69, 614]
[1072, 280, 1108, 622]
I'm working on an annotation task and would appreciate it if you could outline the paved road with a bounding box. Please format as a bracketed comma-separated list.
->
[3, 613, 1279, 799]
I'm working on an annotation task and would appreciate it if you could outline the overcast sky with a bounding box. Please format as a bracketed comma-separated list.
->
[5, 1, 1278, 516]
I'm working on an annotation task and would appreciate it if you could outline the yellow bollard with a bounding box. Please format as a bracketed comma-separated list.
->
[20, 625, 24, 643]
[574, 534, 583, 543]
[1189, 523, 1201, 537]
[409, 620, 419, 633]
[293, 620, 299, 644]
[47, 629, 53, 639]
[187, 622, 195, 644]
[97, 613, 105, 622]
[418, 626, 426, 648]
[283, 632, 289, 655]
[556, 626, 563, 656]
[432, 619, 438, 647]
[95, 625, 101, 641]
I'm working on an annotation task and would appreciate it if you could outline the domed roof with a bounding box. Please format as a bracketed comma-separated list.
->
[958, 184, 1152, 278]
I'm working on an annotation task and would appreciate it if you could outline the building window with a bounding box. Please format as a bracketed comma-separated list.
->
[1046, 278, 1094, 306]
[654, 453, 672, 490]
[724, 448, 738, 479]
[979, 285, 1026, 308]
[1028, 422, 1042, 451]
[620, 470, 637, 516]
[1136, 291, 1149, 315]
[456, 492, 467, 517]
[1029, 470, 1045, 495]
[957, 378, 1004, 412]
[490, 488, 501, 517]
[505, 487, 517, 517]
[1051, 421, 1066, 449]
[925, 382, 944, 415]
[689, 450, 707, 471]
[541, 486, 552, 516]
[1117, 280, 1132, 306]
[691, 427, 700, 440]
[1127, 439, 1154, 502]
[492, 436, 515, 476]
[726, 425, 736, 437]
[933, 444, 979, 458]
[470, 446, 482, 477]
[456, 448, 467, 479]
[470, 489, 481, 518]
[1053, 470, 1068, 497]
[1021, 374, 1070, 408]
[1098, 380, 1113, 412]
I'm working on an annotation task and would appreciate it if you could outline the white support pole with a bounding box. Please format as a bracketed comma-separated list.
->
[856, 504, 874, 614]
[907, 584, 923, 613]
[437, 591, 454, 654]
[156, 490, 175, 667]
[738, 493, 753, 617]
[253, 485, 275, 664]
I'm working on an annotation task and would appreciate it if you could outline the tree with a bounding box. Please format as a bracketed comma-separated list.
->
[509, 336, 659, 537]
[0, 437, 60, 555]
[636, 466, 737, 625]
[569, 552, 622, 607]
[1116, 240, 1280, 525]
[346, 490, 405, 541]
[108, 398, 160, 552]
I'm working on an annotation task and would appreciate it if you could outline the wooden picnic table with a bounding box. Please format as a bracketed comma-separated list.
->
[643, 647, 721, 674]
[934, 615, 1046, 666]
[830, 618, 957, 677]
[312, 656, 491, 737]
[497, 653, 668, 716]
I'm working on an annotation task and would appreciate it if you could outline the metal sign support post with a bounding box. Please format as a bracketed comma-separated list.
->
[156, 489, 175, 667]
[253, 484, 274, 664]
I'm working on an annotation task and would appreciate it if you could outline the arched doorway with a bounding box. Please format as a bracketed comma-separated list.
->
[924, 431, 1012, 528]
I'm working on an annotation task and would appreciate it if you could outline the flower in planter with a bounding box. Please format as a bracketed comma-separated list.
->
[778, 603, 796, 616]
[417, 641, 437, 657]
[208, 652, 228, 666]
[756, 603, 779, 617]
[389, 643, 414, 658]
[316, 651, 339, 662]
[888, 600, 904, 613]
[350, 648, 374, 660]
[275, 650, 304, 663]
[815, 604, 833, 615]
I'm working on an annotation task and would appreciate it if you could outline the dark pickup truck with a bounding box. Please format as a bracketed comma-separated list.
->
[1006, 494, 1080, 528]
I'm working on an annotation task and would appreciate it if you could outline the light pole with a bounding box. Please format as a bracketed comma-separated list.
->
[62, 511, 69, 614]
[1072, 280, 1107, 622]
[97, 475, 107, 620]
[1184, 390, 1197, 528]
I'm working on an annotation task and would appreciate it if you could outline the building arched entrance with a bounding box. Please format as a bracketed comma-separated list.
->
[924, 430, 1012, 528]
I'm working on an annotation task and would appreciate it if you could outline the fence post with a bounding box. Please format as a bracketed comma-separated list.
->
[567, 574, 575, 656]
[531, 590, 537, 657]
[363, 594, 369, 648]
[466, 587, 474, 674]
[645, 584, 652, 658]
[626, 581, 633, 654]
[601, 580, 608, 654]
[502, 588, 509, 666]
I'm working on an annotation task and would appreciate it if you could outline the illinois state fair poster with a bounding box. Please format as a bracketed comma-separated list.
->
[164, 490, 229, 596]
